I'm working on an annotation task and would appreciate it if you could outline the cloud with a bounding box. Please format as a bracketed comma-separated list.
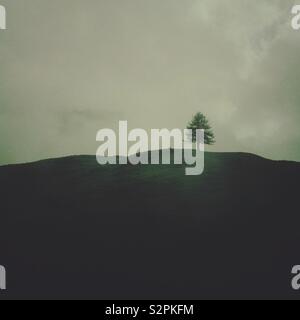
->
[0, 0, 299, 164]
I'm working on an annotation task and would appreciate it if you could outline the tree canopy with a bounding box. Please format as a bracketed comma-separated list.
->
[187, 112, 215, 145]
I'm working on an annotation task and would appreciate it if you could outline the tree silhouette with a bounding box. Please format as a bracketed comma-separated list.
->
[187, 112, 215, 145]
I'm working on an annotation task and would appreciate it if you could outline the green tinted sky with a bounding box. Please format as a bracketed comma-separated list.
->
[0, 0, 300, 165]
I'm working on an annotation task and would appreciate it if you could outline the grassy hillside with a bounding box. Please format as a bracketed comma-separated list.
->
[0, 151, 300, 299]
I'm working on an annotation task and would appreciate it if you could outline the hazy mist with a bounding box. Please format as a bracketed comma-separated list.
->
[0, 0, 299, 164]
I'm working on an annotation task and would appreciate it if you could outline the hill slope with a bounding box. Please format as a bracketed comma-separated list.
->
[0, 152, 300, 299]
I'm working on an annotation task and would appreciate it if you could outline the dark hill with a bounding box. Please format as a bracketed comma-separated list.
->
[0, 151, 300, 299]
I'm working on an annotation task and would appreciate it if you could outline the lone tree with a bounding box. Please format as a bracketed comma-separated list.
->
[187, 112, 215, 145]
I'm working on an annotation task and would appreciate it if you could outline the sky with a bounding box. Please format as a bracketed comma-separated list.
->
[0, 0, 300, 165]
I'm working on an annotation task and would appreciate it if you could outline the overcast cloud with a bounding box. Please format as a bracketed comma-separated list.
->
[0, 0, 299, 164]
